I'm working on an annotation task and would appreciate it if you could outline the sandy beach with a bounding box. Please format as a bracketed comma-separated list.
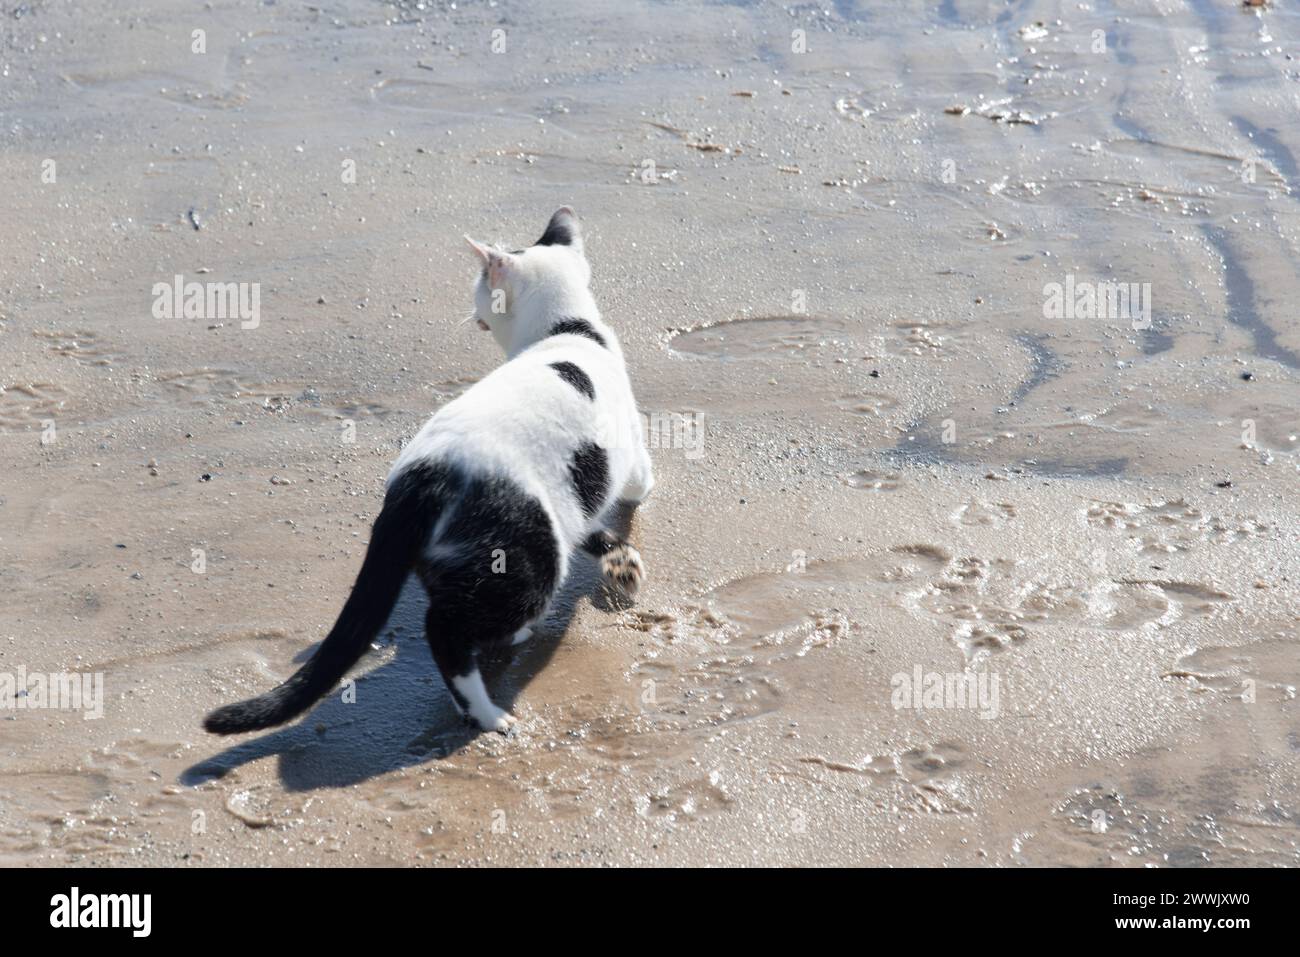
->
[1, 0, 1297, 866]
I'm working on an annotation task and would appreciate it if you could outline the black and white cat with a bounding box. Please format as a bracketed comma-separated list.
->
[204, 208, 653, 735]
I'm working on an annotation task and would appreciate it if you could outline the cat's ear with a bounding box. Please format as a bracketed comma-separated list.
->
[464, 235, 494, 267]
[535, 206, 582, 252]
[464, 236, 515, 288]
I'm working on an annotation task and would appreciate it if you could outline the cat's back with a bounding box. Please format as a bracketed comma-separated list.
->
[389, 338, 621, 484]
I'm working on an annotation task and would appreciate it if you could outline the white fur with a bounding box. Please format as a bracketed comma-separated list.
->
[388, 210, 653, 572]
[452, 672, 516, 732]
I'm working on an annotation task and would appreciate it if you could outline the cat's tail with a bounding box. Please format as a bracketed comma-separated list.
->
[203, 463, 453, 735]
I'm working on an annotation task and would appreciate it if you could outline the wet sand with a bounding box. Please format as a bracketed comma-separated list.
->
[0, 0, 1296, 866]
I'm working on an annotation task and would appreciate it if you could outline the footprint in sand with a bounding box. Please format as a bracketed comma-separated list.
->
[912, 556, 1206, 661]
[844, 469, 902, 491]
[951, 500, 1016, 526]
[632, 545, 1232, 698]
[953, 620, 1030, 655]
[430, 376, 479, 399]
[897, 741, 975, 813]
[789, 741, 974, 813]
[625, 547, 952, 728]
[0, 382, 70, 430]
[886, 317, 979, 359]
[34, 329, 120, 368]
[629, 638, 788, 730]
[1119, 581, 1234, 617]
[894, 320, 946, 356]
[899, 741, 966, 785]
[669, 315, 854, 360]
[698, 547, 950, 642]
[835, 391, 900, 418]
[66, 70, 249, 110]
[157, 368, 268, 402]
[1084, 499, 1271, 554]
[638, 772, 735, 820]
[0, 770, 117, 858]
[1163, 635, 1294, 700]
[370, 77, 461, 110]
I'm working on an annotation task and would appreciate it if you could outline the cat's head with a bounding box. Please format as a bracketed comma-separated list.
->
[465, 207, 595, 355]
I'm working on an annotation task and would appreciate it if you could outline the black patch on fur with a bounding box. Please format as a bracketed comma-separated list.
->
[535, 218, 574, 247]
[416, 470, 561, 723]
[549, 360, 595, 399]
[568, 442, 610, 517]
[549, 318, 607, 349]
[417, 472, 560, 644]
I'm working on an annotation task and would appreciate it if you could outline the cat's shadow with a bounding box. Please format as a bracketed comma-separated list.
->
[182, 504, 638, 792]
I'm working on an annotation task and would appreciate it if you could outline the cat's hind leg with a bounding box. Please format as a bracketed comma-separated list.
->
[424, 605, 516, 734]
[417, 472, 562, 732]
[452, 669, 516, 734]
[582, 529, 645, 599]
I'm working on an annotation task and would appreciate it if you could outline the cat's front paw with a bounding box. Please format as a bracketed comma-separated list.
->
[601, 543, 644, 599]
